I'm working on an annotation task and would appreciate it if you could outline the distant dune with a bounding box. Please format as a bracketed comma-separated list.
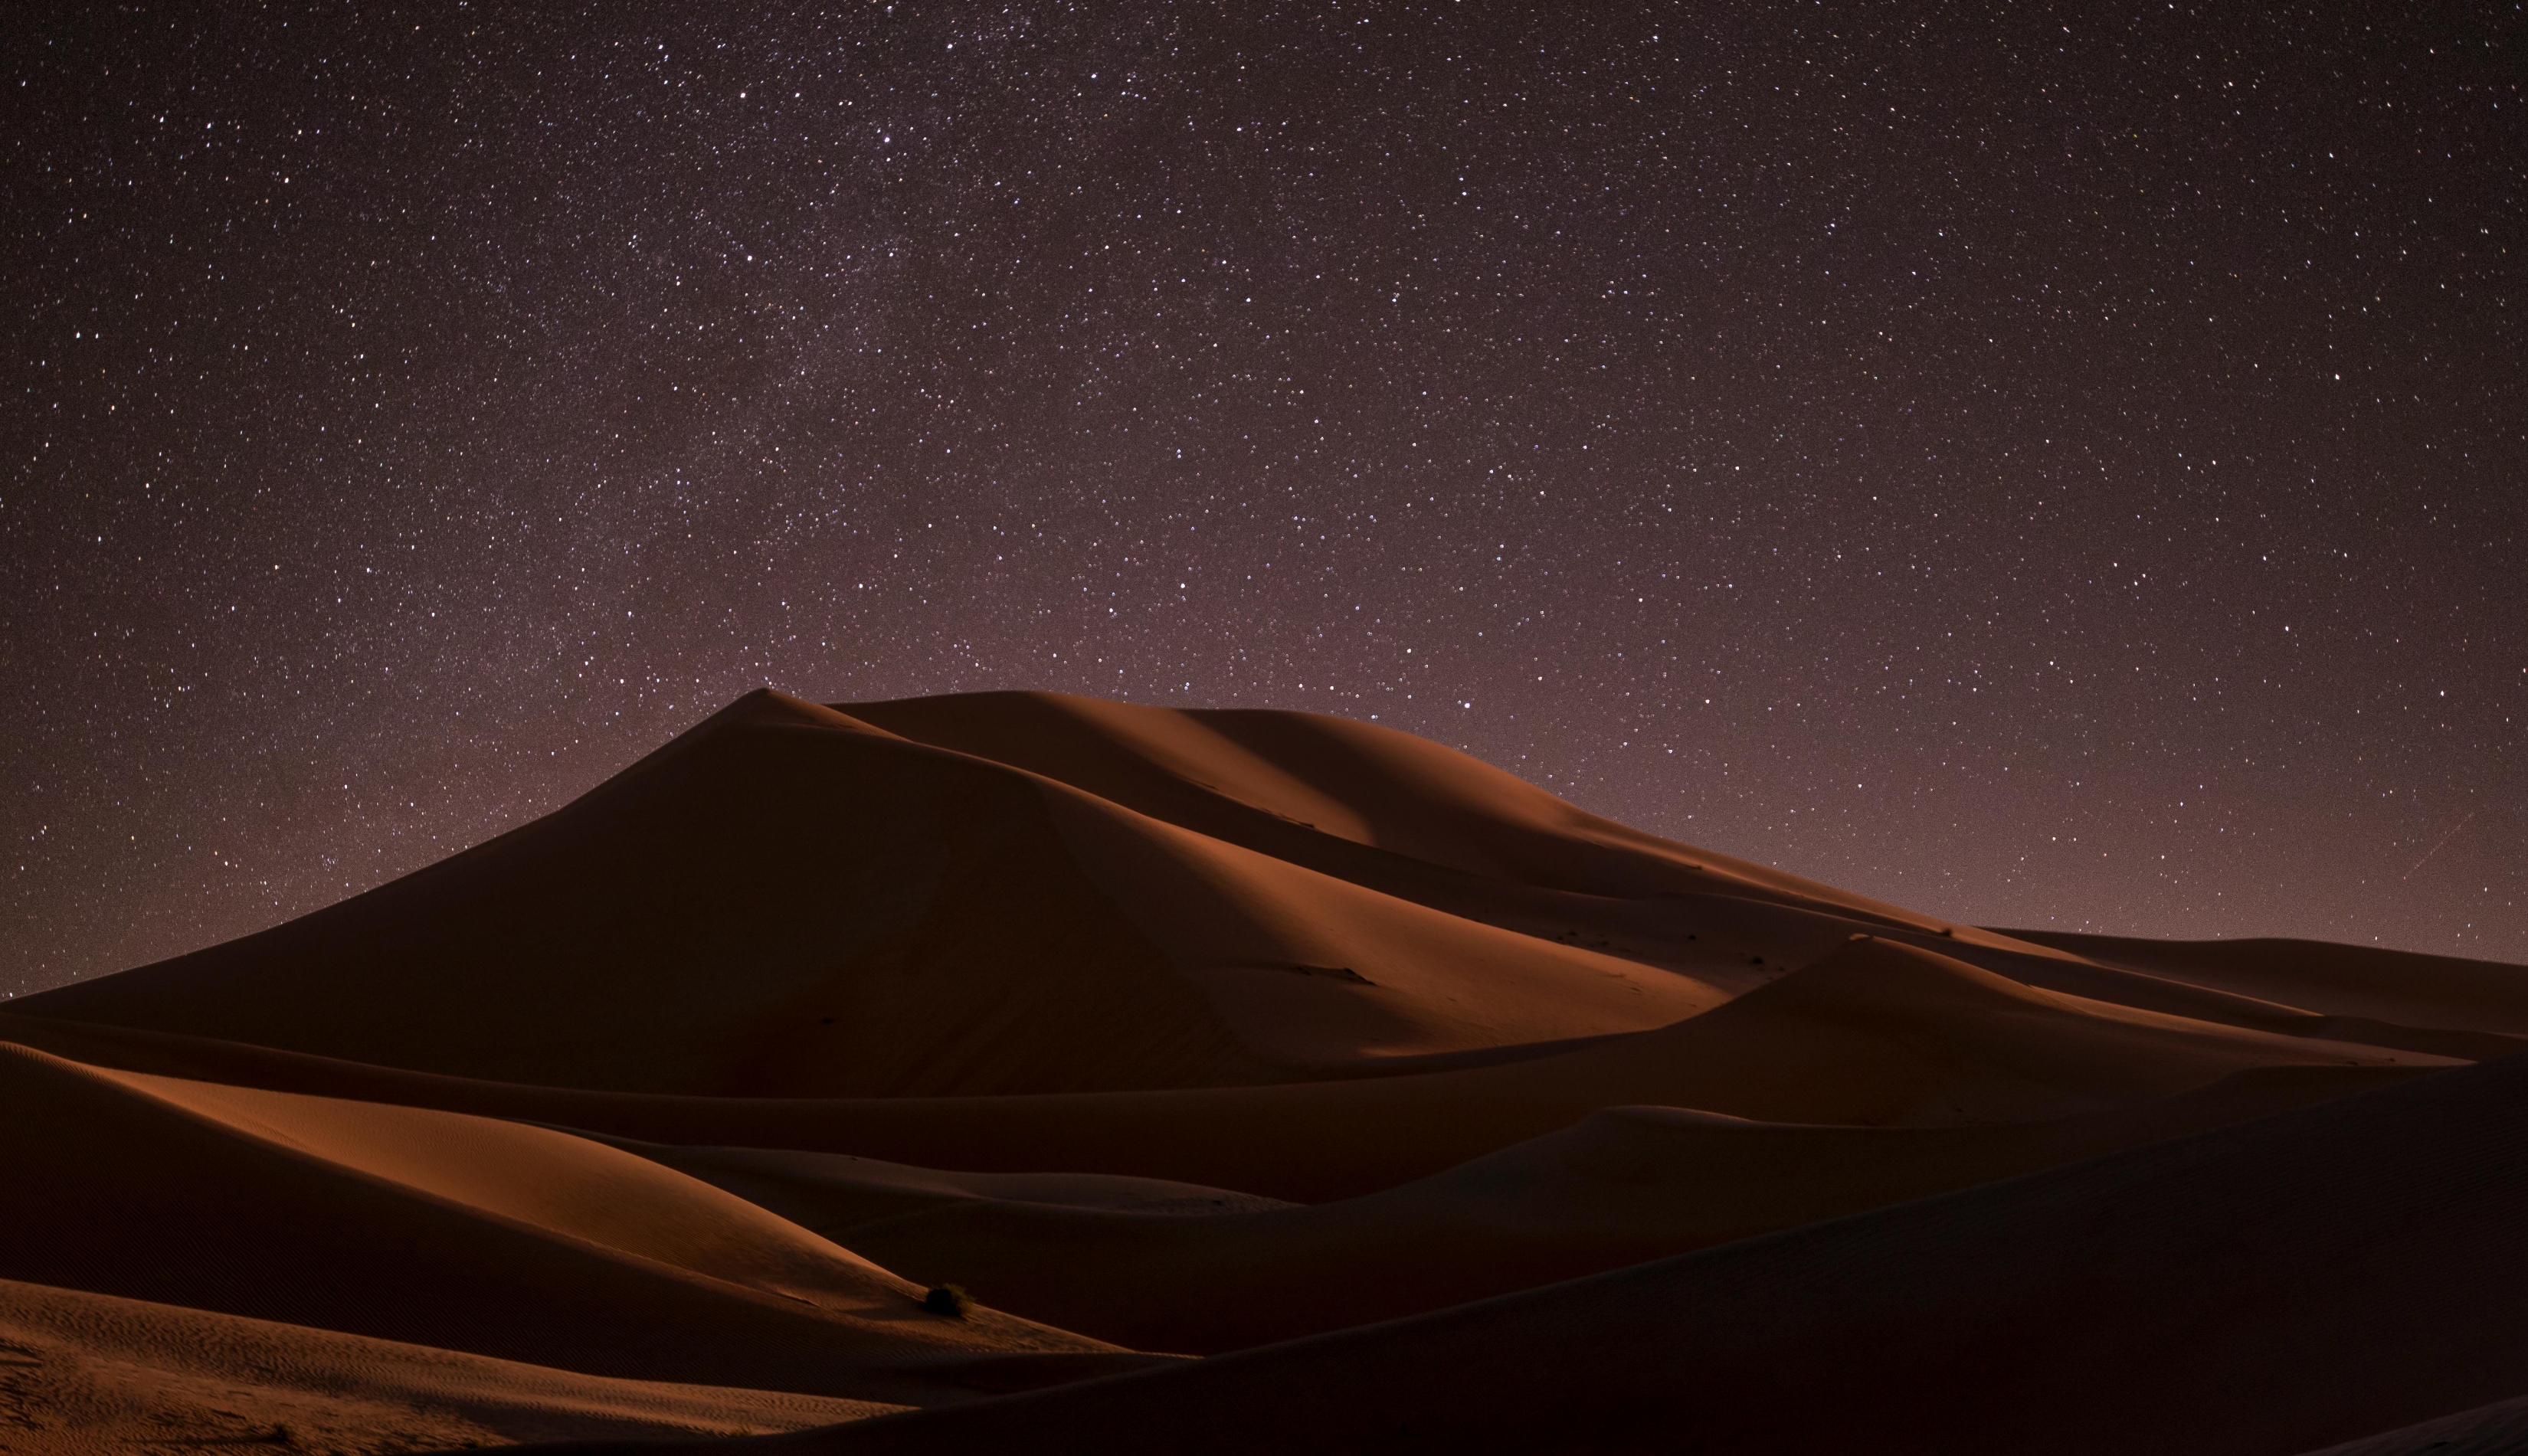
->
[8, 690, 2523, 1453]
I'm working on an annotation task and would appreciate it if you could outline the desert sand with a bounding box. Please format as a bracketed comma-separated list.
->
[8, 689, 2523, 1453]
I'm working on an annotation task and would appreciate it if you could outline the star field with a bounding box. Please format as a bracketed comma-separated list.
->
[5, 2, 2523, 996]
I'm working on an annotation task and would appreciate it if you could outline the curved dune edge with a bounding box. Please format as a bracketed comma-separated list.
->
[0, 1277, 904, 1456]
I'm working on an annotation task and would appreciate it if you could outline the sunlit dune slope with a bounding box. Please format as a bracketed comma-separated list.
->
[589, 1062, 2419, 1353]
[843, 693, 2528, 1062]
[542, 1049, 2528, 1456]
[843, 689, 1951, 928]
[0, 1277, 903, 1455]
[0, 1044, 1143, 1406]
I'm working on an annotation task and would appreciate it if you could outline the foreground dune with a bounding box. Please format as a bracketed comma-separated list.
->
[0, 1278, 900, 1454]
[6, 689, 2520, 1450]
[0, 1045, 1149, 1408]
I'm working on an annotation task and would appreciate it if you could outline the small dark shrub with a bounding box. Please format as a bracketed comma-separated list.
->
[924, 1284, 974, 1317]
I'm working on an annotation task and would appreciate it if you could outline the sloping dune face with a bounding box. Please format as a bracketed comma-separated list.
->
[9, 689, 2528, 1448]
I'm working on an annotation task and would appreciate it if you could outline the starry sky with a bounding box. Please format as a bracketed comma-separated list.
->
[5, 2, 2523, 997]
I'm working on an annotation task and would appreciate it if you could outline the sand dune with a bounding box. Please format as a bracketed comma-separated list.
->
[0, 1044, 1148, 1407]
[544, 1049, 2528, 1456]
[31, 691, 2485, 1101]
[6, 689, 2516, 1450]
[18, 693, 1262, 1095]
[20, 691, 1727, 1091]
[0, 1278, 901, 1454]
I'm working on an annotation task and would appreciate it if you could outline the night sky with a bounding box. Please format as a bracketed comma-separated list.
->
[5, 3, 2523, 997]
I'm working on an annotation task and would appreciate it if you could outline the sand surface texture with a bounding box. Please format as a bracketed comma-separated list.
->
[8, 689, 2523, 1451]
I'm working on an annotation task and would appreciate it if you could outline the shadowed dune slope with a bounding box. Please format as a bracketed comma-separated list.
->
[16, 690, 1724, 1091]
[0, 1044, 1144, 1407]
[0, 1278, 903, 1456]
[2288, 1393, 2528, 1456]
[594, 1062, 2419, 1353]
[3, 938, 2450, 1206]
[526, 1049, 2528, 1456]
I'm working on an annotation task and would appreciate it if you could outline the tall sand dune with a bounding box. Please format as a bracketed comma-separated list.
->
[18, 692, 1723, 1092]
[26, 690, 2489, 1094]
